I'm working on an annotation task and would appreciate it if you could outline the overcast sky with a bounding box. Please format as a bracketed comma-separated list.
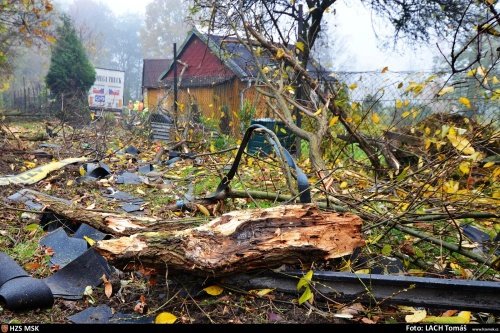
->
[62, 0, 440, 72]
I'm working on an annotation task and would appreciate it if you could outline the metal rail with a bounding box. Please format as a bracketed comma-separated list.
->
[224, 270, 500, 312]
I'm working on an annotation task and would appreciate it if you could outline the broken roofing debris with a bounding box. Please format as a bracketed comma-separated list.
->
[68, 304, 154, 324]
[0, 248, 110, 311]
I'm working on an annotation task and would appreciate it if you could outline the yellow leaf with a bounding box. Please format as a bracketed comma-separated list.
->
[405, 309, 427, 323]
[83, 236, 95, 246]
[66, 179, 74, 186]
[155, 312, 178, 324]
[458, 97, 471, 109]
[402, 111, 410, 118]
[396, 100, 403, 108]
[351, 102, 360, 111]
[196, 204, 210, 217]
[79, 165, 86, 176]
[329, 116, 339, 127]
[438, 86, 455, 96]
[349, 83, 357, 90]
[354, 269, 370, 274]
[313, 108, 322, 116]
[381, 66, 389, 73]
[249, 289, 274, 297]
[492, 76, 499, 84]
[371, 113, 380, 124]
[421, 311, 470, 324]
[262, 66, 270, 74]
[483, 161, 495, 168]
[136, 188, 145, 195]
[424, 127, 431, 136]
[459, 161, 470, 175]
[443, 180, 459, 194]
[24, 161, 37, 169]
[424, 138, 432, 150]
[204, 285, 224, 296]
[447, 133, 475, 155]
[295, 41, 305, 53]
[340, 181, 348, 189]
[276, 48, 286, 59]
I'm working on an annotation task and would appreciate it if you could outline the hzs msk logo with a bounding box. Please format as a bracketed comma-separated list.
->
[1, 324, 8, 333]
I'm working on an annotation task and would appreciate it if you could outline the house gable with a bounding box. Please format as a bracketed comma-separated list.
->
[163, 34, 237, 87]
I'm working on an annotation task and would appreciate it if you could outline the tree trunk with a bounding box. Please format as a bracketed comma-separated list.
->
[96, 204, 364, 276]
[32, 191, 364, 276]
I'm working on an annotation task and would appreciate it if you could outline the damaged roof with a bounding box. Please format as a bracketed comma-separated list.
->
[142, 58, 172, 88]
[159, 28, 331, 87]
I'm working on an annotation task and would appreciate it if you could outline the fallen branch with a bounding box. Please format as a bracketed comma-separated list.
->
[395, 225, 497, 269]
[27, 191, 364, 276]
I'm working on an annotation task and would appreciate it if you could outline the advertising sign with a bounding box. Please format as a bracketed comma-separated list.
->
[88, 68, 125, 110]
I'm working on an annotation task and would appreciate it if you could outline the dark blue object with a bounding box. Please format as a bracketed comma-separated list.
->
[68, 304, 154, 324]
[44, 248, 111, 299]
[73, 223, 107, 241]
[39, 228, 88, 267]
[0, 252, 54, 311]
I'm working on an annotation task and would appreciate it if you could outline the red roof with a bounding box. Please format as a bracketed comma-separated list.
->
[164, 35, 235, 87]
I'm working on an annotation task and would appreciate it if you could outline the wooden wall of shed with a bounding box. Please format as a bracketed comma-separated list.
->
[144, 88, 166, 110]
[159, 79, 274, 136]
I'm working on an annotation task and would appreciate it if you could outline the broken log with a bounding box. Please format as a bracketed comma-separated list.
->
[26, 191, 364, 276]
[96, 205, 364, 276]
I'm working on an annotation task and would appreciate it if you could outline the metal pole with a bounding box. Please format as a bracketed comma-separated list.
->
[173, 43, 178, 113]
[294, 4, 304, 158]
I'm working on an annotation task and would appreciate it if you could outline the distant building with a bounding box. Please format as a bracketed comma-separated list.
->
[141, 58, 171, 110]
[157, 28, 331, 135]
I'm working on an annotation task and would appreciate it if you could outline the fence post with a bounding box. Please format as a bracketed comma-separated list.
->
[23, 76, 27, 113]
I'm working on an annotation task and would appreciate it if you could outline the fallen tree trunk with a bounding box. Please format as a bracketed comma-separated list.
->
[26, 191, 364, 276]
[96, 205, 364, 276]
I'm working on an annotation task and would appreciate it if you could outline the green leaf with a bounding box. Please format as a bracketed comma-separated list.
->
[298, 286, 313, 305]
[297, 270, 313, 291]
[414, 247, 424, 258]
[381, 244, 392, 256]
[24, 223, 40, 232]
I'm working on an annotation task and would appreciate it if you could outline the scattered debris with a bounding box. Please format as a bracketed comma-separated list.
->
[124, 145, 140, 156]
[0, 157, 88, 186]
[84, 162, 112, 179]
[68, 304, 154, 324]
[40, 228, 88, 267]
[116, 172, 145, 185]
[0, 252, 54, 311]
[138, 164, 154, 175]
[44, 249, 111, 299]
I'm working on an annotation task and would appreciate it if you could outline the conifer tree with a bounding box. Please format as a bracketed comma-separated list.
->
[46, 15, 95, 116]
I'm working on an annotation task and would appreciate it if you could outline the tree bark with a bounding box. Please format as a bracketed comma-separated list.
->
[96, 204, 364, 276]
[31, 191, 364, 276]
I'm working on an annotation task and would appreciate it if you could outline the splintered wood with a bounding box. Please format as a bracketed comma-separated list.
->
[95, 204, 364, 276]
